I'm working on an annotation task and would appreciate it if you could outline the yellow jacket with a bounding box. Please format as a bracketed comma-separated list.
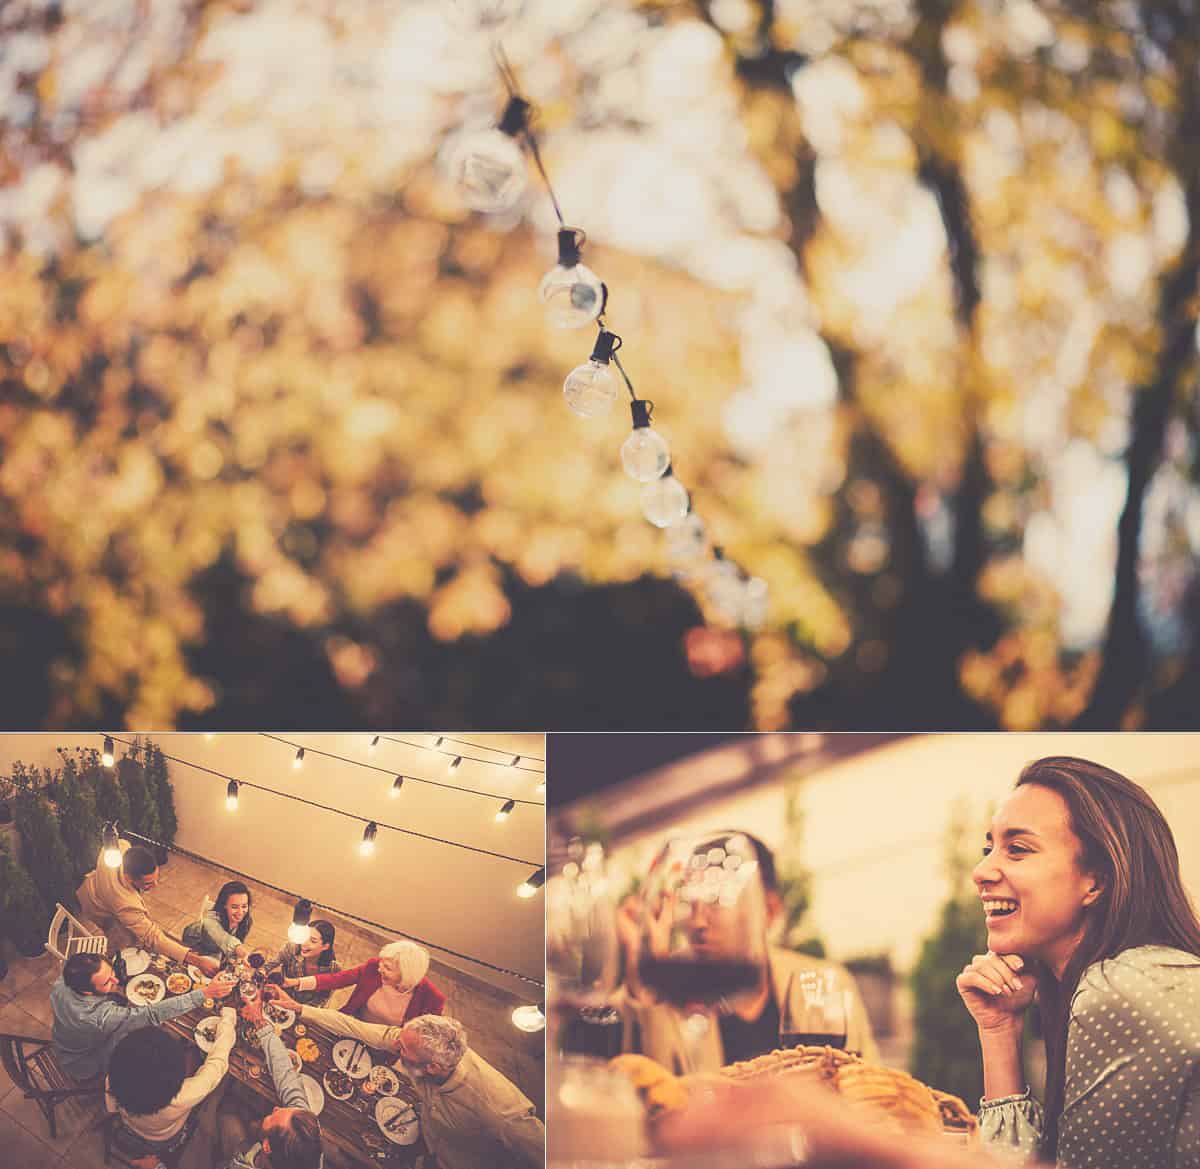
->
[625, 945, 879, 1075]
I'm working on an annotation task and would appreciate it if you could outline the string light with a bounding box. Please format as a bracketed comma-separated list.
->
[376, 735, 545, 777]
[293, 747, 305, 770]
[225, 780, 239, 811]
[288, 898, 313, 945]
[510, 755, 521, 768]
[465, 20, 770, 630]
[359, 821, 378, 858]
[449, 755, 462, 773]
[540, 227, 604, 329]
[434, 736, 445, 748]
[369, 735, 380, 754]
[517, 867, 545, 898]
[390, 775, 405, 798]
[102, 821, 122, 868]
[102, 736, 115, 769]
[495, 798, 516, 823]
[511, 1004, 546, 1033]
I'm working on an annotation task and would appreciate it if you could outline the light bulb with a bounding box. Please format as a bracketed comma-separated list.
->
[359, 821, 377, 857]
[390, 775, 404, 798]
[511, 1005, 546, 1033]
[517, 866, 545, 898]
[621, 427, 670, 482]
[509, 755, 521, 768]
[448, 128, 526, 213]
[102, 822, 121, 869]
[665, 513, 707, 568]
[225, 781, 239, 812]
[293, 747, 304, 770]
[369, 735, 380, 754]
[288, 921, 310, 945]
[707, 556, 746, 624]
[640, 470, 689, 528]
[742, 577, 769, 629]
[539, 228, 603, 328]
[495, 798, 515, 823]
[449, 756, 462, 773]
[102, 736, 115, 768]
[563, 328, 619, 418]
[535, 777, 546, 795]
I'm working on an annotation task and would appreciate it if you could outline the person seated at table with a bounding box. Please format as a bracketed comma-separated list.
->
[76, 837, 222, 977]
[181, 880, 254, 963]
[282, 938, 443, 1025]
[262, 920, 340, 1007]
[216, 996, 323, 1169]
[615, 831, 878, 1074]
[105, 1001, 236, 1169]
[264, 987, 543, 1169]
[51, 952, 234, 1082]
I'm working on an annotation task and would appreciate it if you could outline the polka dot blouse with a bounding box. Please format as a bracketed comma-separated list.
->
[978, 945, 1200, 1168]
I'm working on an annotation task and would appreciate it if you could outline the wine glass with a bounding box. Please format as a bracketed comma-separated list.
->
[779, 968, 850, 1050]
[635, 834, 769, 1043]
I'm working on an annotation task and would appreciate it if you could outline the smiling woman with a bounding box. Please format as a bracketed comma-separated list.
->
[957, 756, 1200, 1169]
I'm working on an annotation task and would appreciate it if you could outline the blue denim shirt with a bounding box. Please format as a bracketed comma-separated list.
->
[50, 977, 205, 1082]
[217, 1023, 323, 1169]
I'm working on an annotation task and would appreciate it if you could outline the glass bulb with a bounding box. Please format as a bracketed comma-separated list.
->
[707, 560, 745, 624]
[742, 577, 769, 629]
[621, 427, 670, 482]
[359, 840, 375, 857]
[563, 360, 618, 418]
[288, 922, 309, 945]
[448, 130, 526, 213]
[103, 846, 122, 869]
[640, 476, 689, 528]
[517, 881, 537, 898]
[102, 751, 114, 768]
[511, 1004, 546, 1032]
[225, 795, 238, 811]
[539, 262, 604, 328]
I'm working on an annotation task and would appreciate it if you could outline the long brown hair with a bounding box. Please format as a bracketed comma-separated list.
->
[1016, 756, 1200, 1159]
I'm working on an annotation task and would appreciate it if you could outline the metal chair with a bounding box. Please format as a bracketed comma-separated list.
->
[0, 1031, 105, 1139]
[45, 901, 109, 962]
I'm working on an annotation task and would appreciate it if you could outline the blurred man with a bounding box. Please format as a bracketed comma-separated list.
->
[617, 831, 878, 1073]
[264, 988, 543, 1169]
[76, 838, 220, 975]
[51, 952, 233, 1082]
[217, 996, 323, 1169]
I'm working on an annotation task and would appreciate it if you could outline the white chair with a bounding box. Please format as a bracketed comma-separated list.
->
[45, 903, 108, 962]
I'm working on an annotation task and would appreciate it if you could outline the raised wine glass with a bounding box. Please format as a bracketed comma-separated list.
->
[779, 968, 851, 1050]
[635, 833, 769, 1046]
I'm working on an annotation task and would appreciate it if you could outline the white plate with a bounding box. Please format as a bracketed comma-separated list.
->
[299, 1073, 325, 1116]
[368, 1065, 400, 1097]
[263, 1002, 295, 1029]
[332, 1038, 373, 1079]
[125, 972, 165, 1005]
[288, 1049, 303, 1074]
[187, 964, 206, 985]
[120, 948, 152, 977]
[194, 1015, 222, 1053]
[322, 1068, 355, 1101]
[375, 1096, 418, 1145]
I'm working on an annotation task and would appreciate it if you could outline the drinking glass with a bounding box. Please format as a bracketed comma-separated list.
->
[779, 968, 850, 1050]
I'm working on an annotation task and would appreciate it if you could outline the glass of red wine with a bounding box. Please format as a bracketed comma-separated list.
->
[634, 833, 768, 1044]
[779, 968, 850, 1050]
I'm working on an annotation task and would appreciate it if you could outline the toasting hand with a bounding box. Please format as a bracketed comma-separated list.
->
[263, 984, 302, 1012]
[206, 971, 237, 1000]
[240, 996, 266, 1026]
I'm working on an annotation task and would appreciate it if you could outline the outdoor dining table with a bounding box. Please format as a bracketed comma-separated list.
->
[136, 955, 429, 1169]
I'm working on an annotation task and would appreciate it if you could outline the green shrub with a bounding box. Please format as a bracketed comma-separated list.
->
[54, 754, 105, 881]
[11, 770, 76, 914]
[0, 837, 51, 956]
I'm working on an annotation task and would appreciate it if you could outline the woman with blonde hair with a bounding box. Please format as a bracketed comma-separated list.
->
[285, 937, 445, 1026]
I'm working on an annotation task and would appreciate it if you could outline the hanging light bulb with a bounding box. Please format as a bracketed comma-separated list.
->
[539, 228, 604, 328]
[359, 822, 378, 858]
[640, 464, 689, 528]
[621, 399, 670, 482]
[449, 756, 462, 773]
[665, 512, 708, 571]
[511, 1004, 546, 1033]
[742, 576, 770, 629]
[293, 747, 305, 770]
[225, 781, 239, 812]
[447, 97, 529, 213]
[563, 329, 619, 418]
[707, 551, 747, 624]
[517, 867, 545, 898]
[369, 735, 380, 754]
[390, 775, 405, 798]
[102, 822, 122, 869]
[535, 776, 546, 795]
[204, 733, 215, 742]
[102, 736, 115, 769]
[495, 798, 516, 823]
[434, 736, 445, 748]
[509, 755, 521, 769]
[288, 899, 313, 945]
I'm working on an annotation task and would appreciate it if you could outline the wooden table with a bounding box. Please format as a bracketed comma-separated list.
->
[140, 958, 428, 1169]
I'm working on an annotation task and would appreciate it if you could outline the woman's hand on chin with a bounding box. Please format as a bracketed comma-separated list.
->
[956, 952, 1038, 1033]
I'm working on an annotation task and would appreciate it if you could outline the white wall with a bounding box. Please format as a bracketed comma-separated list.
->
[0, 732, 545, 994]
[605, 733, 1200, 971]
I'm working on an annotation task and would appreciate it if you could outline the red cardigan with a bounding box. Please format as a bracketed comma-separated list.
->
[311, 957, 446, 1022]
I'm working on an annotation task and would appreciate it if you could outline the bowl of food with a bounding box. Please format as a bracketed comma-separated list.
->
[264, 1002, 295, 1029]
[296, 1037, 321, 1064]
[166, 972, 193, 995]
[324, 1067, 355, 1101]
[126, 974, 165, 1005]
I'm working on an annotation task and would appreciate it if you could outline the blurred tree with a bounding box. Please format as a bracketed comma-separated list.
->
[0, 0, 1195, 729]
[83, 748, 133, 839]
[116, 739, 162, 843]
[53, 751, 104, 881]
[145, 741, 179, 855]
[11, 762, 77, 915]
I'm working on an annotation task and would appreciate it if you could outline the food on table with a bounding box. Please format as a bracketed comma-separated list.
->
[264, 1002, 292, 1025]
[130, 977, 161, 1002]
[363, 1080, 378, 1096]
[834, 1062, 943, 1135]
[931, 1089, 978, 1138]
[296, 1037, 320, 1063]
[166, 973, 192, 994]
[324, 1068, 355, 1100]
[368, 1065, 400, 1097]
[608, 1054, 691, 1115]
[248, 1064, 261, 1079]
[196, 1021, 219, 1046]
[239, 1022, 262, 1047]
[203, 998, 214, 1010]
[294, 1024, 306, 1036]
